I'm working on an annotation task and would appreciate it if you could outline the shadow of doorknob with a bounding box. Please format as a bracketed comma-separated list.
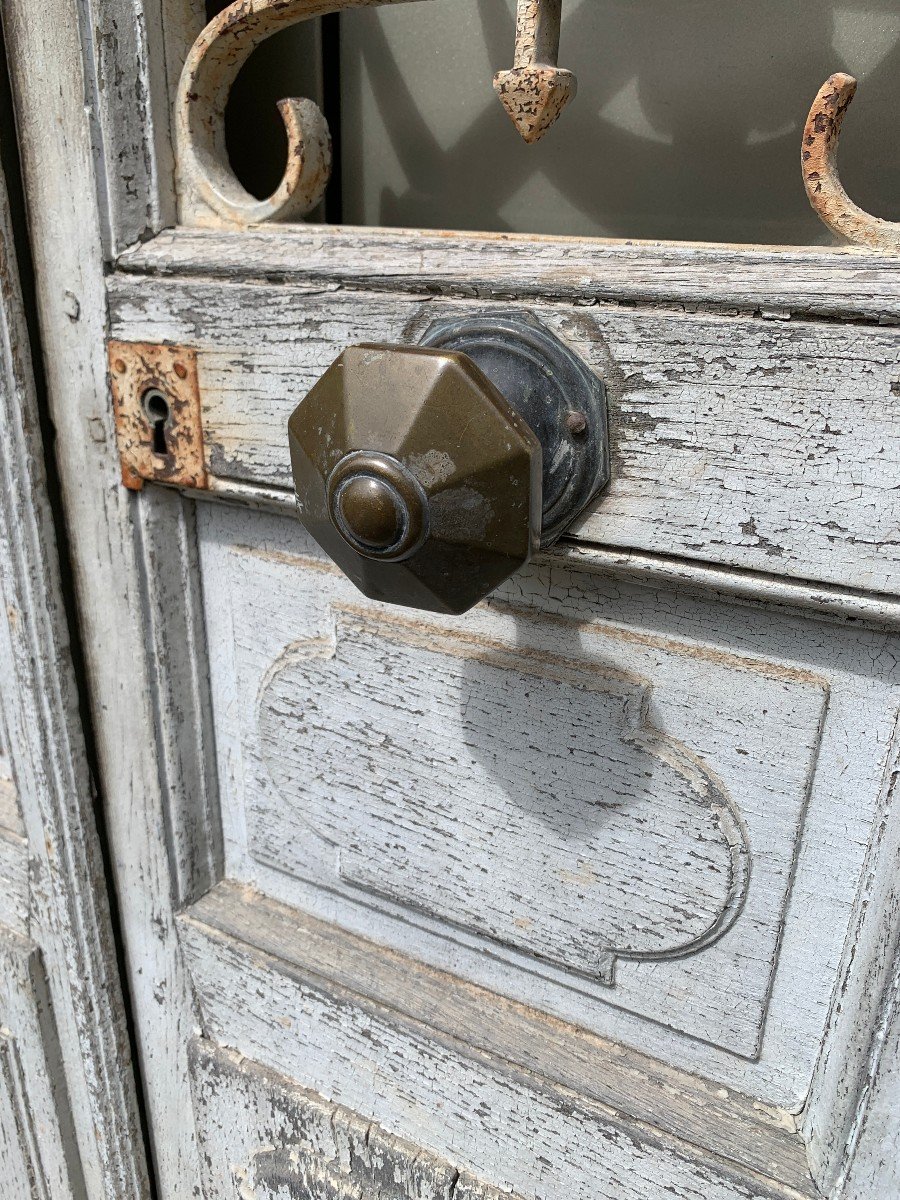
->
[288, 312, 609, 614]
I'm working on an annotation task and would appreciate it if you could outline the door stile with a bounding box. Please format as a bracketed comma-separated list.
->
[2, 0, 210, 1195]
[0, 57, 150, 1200]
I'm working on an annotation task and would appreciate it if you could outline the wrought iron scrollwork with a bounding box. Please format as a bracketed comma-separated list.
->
[803, 73, 900, 253]
[174, 0, 576, 227]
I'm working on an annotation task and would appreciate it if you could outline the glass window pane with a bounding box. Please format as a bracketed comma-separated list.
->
[338, 0, 900, 243]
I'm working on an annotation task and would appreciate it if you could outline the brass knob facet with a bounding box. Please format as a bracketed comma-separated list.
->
[288, 318, 608, 615]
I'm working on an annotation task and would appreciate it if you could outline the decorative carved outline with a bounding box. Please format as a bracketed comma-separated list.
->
[255, 603, 752, 985]
[174, 0, 576, 227]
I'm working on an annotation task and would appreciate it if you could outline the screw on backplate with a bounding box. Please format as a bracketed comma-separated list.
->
[566, 410, 588, 436]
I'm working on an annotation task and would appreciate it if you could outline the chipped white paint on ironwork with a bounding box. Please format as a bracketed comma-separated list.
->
[175, 0, 574, 226]
[494, 0, 576, 144]
[176, 0, 422, 226]
[803, 74, 900, 254]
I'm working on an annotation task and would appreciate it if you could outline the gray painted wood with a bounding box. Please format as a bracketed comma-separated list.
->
[197, 502, 899, 1116]
[179, 884, 816, 1200]
[0, 776, 24, 838]
[3, 2, 205, 1195]
[190, 1038, 521, 1200]
[804, 714, 900, 1193]
[252, 597, 821, 1055]
[837, 944, 900, 1198]
[82, 0, 174, 253]
[136, 486, 223, 908]
[182, 879, 815, 1192]
[0, 100, 148, 1198]
[119, 226, 900, 324]
[11, 1, 900, 1196]
[107, 275, 900, 598]
[192, 480, 900, 631]
[0, 824, 29, 937]
[0, 930, 85, 1200]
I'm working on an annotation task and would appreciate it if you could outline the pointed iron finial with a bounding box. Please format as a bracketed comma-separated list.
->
[494, 0, 576, 144]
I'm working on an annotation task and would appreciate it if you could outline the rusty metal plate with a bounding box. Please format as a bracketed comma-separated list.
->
[108, 341, 207, 491]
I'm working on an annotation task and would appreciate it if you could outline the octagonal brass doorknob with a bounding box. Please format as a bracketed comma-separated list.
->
[288, 313, 609, 615]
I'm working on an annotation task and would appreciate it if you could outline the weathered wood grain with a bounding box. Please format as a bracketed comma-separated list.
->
[837, 943, 900, 1198]
[180, 883, 817, 1200]
[118, 225, 900, 323]
[81, 0, 173, 254]
[0, 82, 149, 1199]
[252, 598, 825, 1060]
[0, 528, 28, 965]
[803, 715, 900, 1193]
[197, 503, 900, 1114]
[0, 826, 29, 938]
[0, 777, 23, 838]
[0, 1038, 36, 1200]
[198, 477, 900, 630]
[0, 931, 85, 1199]
[107, 276, 900, 598]
[3, 2, 193, 1195]
[190, 1038, 520, 1200]
[136, 486, 223, 906]
[16, 0, 900, 1193]
[181, 879, 813, 1190]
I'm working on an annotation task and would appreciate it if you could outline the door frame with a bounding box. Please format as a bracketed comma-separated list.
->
[3, 1, 898, 1196]
[0, 31, 149, 1197]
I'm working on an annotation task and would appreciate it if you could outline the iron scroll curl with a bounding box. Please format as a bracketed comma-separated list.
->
[803, 73, 900, 253]
[174, 0, 576, 227]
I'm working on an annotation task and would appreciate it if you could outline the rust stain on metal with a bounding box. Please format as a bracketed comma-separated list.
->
[494, 0, 576, 144]
[108, 341, 208, 491]
[802, 73, 900, 253]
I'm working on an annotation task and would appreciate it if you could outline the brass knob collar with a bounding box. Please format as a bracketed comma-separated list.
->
[326, 450, 429, 562]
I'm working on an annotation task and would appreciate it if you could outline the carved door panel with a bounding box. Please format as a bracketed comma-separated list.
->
[4, 3, 900, 1200]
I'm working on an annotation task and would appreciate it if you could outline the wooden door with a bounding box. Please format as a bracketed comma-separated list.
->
[0, 70, 148, 1200]
[4, 3, 899, 1199]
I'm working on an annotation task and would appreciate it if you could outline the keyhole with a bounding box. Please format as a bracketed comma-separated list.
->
[142, 388, 171, 456]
